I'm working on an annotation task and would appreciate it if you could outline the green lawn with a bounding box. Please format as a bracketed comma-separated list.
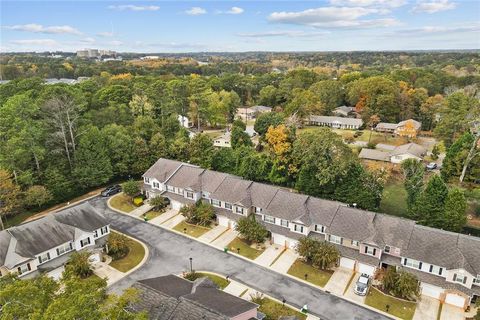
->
[379, 180, 409, 217]
[194, 272, 231, 289]
[143, 209, 164, 221]
[287, 259, 334, 287]
[109, 235, 146, 272]
[173, 221, 211, 238]
[254, 297, 307, 320]
[110, 193, 137, 213]
[227, 237, 265, 260]
[365, 287, 416, 320]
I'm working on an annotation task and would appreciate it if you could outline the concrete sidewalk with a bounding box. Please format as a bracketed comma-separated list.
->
[324, 267, 354, 295]
[223, 281, 249, 297]
[198, 225, 228, 243]
[255, 245, 284, 267]
[270, 249, 298, 273]
[129, 203, 153, 217]
[162, 214, 185, 229]
[149, 208, 179, 225]
[211, 229, 238, 248]
[93, 262, 124, 286]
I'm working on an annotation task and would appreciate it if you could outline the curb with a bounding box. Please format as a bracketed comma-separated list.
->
[106, 199, 397, 320]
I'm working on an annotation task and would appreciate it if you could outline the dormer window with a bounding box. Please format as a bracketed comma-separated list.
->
[384, 245, 391, 253]
[255, 207, 262, 213]
[454, 273, 467, 284]
[186, 191, 194, 199]
[364, 246, 377, 256]
[235, 207, 244, 214]
[225, 203, 232, 210]
[144, 177, 150, 183]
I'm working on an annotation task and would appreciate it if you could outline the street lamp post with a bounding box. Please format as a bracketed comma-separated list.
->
[189, 257, 193, 273]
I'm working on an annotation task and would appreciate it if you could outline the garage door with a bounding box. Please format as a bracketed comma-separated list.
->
[421, 283, 443, 299]
[357, 263, 375, 276]
[445, 293, 466, 308]
[218, 216, 230, 227]
[272, 233, 286, 247]
[340, 257, 355, 270]
[171, 200, 183, 211]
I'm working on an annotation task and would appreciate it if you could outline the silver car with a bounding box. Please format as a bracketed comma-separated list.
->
[354, 273, 371, 296]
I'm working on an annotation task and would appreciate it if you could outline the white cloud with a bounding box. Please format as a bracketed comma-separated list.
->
[4, 23, 82, 35]
[108, 40, 123, 46]
[268, 7, 400, 28]
[391, 23, 480, 35]
[108, 5, 159, 11]
[329, 0, 406, 8]
[10, 39, 60, 47]
[412, 0, 456, 14]
[237, 30, 329, 38]
[226, 7, 244, 14]
[185, 7, 207, 15]
[97, 31, 114, 37]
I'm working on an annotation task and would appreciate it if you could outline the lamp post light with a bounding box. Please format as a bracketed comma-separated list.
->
[304, 273, 308, 281]
[189, 257, 193, 273]
[183, 227, 187, 233]
[237, 248, 240, 254]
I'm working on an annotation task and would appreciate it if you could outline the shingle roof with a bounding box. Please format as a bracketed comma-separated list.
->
[398, 119, 421, 130]
[143, 158, 186, 182]
[390, 143, 426, 157]
[376, 123, 397, 130]
[309, 115, 363, 126]
[359, 149, 390, 162]
[264, 189, 309, 221]
[371, 214, 415, 251]
[139, 275, 194, 298]
[165, 165, 204, 191]
[53, 202, 108, 232]
[200, 170, 231, 194]
[306, 197, 341, 227]
[210, 177, 252, 206]
[250, 182, 279, 209]
[327, 206, 376, 242]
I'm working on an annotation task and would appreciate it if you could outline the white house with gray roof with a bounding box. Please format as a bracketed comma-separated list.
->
[0, 202, 110, 279]
[142, 158, 480, 309]
[308, 115, 363, 130]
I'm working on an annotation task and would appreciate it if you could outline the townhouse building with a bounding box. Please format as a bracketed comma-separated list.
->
[142, 158, 480, 310]
[0, 202, 110, 279]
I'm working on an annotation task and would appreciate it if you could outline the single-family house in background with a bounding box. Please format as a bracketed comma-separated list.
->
[308, 115, 363, 130]
[0, 202, 109, 279]
[130, 275, 260, 320]
[178, 115, 194, 129]
[236, 106, 272, 121]
[332, 106, 354, 117]
[213, 132, 231, 148]
[359, 143, 427, 164]
[142, 158, 480, 309]
[375, 119, 422, 137]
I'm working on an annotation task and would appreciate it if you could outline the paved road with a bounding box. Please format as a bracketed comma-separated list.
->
[90, 197, 390, 320]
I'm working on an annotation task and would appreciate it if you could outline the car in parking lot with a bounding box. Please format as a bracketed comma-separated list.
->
[101, 184, 122, 197]
[354, 273, 371, 296]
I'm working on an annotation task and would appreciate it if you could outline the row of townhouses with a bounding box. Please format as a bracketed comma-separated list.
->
[143, 158, 480, 309]
[0, 203, 110, 279]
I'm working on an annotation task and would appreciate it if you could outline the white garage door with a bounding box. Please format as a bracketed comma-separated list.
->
[421, 283, 443, 299]
[272, 233, 286, 247]
[340, 257, 355, 270]
[357, 263, 375, 276]
[445, 293, 466, 308]
[171, 200, 183, 211]
[218, 216, 230, 227]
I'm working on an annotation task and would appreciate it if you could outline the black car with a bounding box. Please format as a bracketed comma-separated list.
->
[101, 185, 122, 197]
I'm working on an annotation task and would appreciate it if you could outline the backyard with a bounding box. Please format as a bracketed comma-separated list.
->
[227, 237, 265, 260]
[379, 179, 409, 217]
[365, 287, 416, 320]
[173, 220, 212, 238]
[109, 233, 146, 272]
[287, 259, 334, 287]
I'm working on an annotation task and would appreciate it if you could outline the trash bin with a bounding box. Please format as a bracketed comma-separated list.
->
[224, 247, 228, 253]
[144, 216, 148, 222]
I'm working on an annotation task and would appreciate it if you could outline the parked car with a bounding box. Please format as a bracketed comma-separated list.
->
[426, 162, 438, 170]
[354, 273, 371, 296]
[101, 185, 122, 197]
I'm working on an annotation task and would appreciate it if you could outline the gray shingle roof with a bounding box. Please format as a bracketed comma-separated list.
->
[53, 202, 108, 232]
[358, 149, 391, 162]
[264, 190, 309, 221]
[371, 214, 415, 251]
[250, 182, 279, 209]
[390, 143, 426, 157]
[327, 206, 376, 242]
[309, 115, 363, 126]
[200, 170, 231, 194]
[376, 122, 397, 130]
[165, 165, 204, 191]
[143, 158, 186, 182]
[306, 197, 341, 227]
[210, 177, 252, 207]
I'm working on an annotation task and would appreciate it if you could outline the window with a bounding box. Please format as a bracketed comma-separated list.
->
[384, 245, 391, 253]
[329, 235, 342, 244]
[364, 246, 377, 256]
[314, 225, 325, 233]
[474, 275, 480, 285]
[281, 219, 289, 227]
[167, 185, 174, 192]
[351, 240, 359, 247]
[80, 237, 91, 248]
[186, 191, 194, 199]
[454, 274, 467, 284]
[255, 207, 262, 213]
[294, 224, 304, 233]
[235, 207, 244, 214]
[101, 226, 109, 235]
[144, 177, 150, 183]
[152, 182, 159, 189]
[57, 242, 73, 256]
[93, 230, 98, 238]
[17, 263, 31, 275]
[264, 215, 275, 224]
[38, 252, 51, 264]
[211, 199, 221, 207]
[404, 258, 421, 269]
[225, 203, 232, 210]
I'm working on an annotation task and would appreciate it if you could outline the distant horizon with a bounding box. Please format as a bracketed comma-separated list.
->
[1, 0, 479, 52]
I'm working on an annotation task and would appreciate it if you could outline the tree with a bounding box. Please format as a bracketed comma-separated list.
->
[0, 169, 21, 230]
[189, 134, 214, 168]
[237, 152, 271, 182]
[441, 188, 467, 232]
[107, 232, 130, 260]
[396, 119, 418, 139]
[296, 236, 320, 263]
[231, 126, 253, 149]
[441, 132, 479, 182]
[258, 85, 278, 107]
[431, 144, 440, 160]
[235, 216, 269, 244]
[73, 126, 113, 189]
[149, 196, 168, 211]
[392, 271, 420, 300]
[64, 251, 93, 279]
[411, 174, 448, 226]
[180, 202, 215, 227]
[24, 185, 52, 208]
[254, 112, 285, 138]
[312, 242, 340, 270]
[401, 159, 425, 212]
[211, 148, 237, 174]
[102, 124, 135, 177]
[382, 266, 398, 293]
[309, 80, 344, 115]
[285, 88, 323, 118]
[122, 180, 140, 201]
[129, 94, 154, 117]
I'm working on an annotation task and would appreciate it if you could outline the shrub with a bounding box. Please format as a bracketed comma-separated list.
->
[107, 233, 130, 260]
[122, 180, 140, 200]
[180, 201, 215, 227]
[133, 197, 143, 206]
[64, 251, 92, 279]
[382, 267, 420, 300]
[184, 271, 198, 281]
[235, 216, 269, 244]
[149, 196, 168, 211]
[366, 141, 376, 149]
[312, 242, 340, 270]
[296, 236, 320, 262]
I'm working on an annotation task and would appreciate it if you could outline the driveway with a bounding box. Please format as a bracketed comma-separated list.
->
[255, 244, 284, 267]
[324, 267, 354, 295]
[198, 225, 228, 243]
[413, 296, 440, 320]
[440, 304, 465, 320]
[344, 273, 366, 304]
[88, 197, 391, 320]
[211, 228, 238, 248]
[149, 207, 179, 225]
[270, 249, 298, 273]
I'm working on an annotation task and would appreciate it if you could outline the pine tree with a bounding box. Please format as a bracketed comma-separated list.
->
[411, 174, 448, 226]
[441, 188, 467, 232]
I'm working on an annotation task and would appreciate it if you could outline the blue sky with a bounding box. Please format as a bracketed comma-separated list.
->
[1, 0, 479, 52]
